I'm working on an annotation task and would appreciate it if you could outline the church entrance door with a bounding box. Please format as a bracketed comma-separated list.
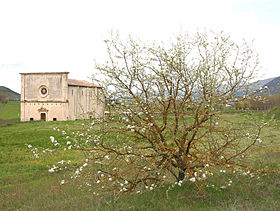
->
[41, 113, 46, 121]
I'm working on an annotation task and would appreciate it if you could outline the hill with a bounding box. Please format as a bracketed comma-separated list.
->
[250, 77, 276, 91]
[0, 86, 20, 101]
[254, 76, 280, 96]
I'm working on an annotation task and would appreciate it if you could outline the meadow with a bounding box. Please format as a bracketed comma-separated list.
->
[0, 101, 20, 120]
[0, 105, 280, 210]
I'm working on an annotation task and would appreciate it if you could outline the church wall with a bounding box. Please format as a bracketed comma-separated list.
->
[22, 73, 68, 102]
[21, 102, 68, 121]
[20, 72, 69, 121]
[94, 87, 105, 118]
[68, 86, 102, 120]
[20, 72, 104, 121]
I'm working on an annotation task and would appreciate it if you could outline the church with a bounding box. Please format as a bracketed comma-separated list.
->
[20, 72, 104, 121]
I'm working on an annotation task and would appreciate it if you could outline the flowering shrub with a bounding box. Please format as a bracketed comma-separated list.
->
[27, 31, 279, 197]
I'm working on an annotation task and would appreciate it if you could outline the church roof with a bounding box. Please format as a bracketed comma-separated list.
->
[68, 79, 101, 88]
[20, 72, 69, 75]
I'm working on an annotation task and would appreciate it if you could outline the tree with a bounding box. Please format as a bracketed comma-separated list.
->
[0, 93, 6, 103]
[34, 31, 279, 196]
[0, 93, 6, 113]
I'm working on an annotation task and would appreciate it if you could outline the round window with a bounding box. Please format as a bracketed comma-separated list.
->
[41, 88, 47, 95]
[39, 86, 48, 97]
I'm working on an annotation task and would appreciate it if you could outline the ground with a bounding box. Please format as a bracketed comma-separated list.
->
[0, 104, 280, 210]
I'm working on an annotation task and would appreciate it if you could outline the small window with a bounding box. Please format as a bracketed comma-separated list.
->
[82, 91, 83, 96]
[41, 88, 47, 95]
[30, 118, 34, 121]
[72, 90, 73, 96]
[39, 86, 48, 97]
[53, 118, 57, 121]
[89, 116, 92, 119]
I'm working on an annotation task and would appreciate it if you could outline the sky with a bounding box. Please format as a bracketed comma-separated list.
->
[0, 0, 279, 93]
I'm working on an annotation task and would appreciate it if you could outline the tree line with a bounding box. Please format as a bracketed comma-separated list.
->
[235, 94, 280, 110]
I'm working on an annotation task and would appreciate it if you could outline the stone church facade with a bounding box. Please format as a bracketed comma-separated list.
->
[20, 72, 104, 121]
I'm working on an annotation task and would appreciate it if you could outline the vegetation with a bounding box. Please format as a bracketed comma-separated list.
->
[235, 94, 280, 111]
[0, 93, 6, 103]
[1, 31, 280, 210]
[0, 86, 20, 101]
[46, 30, 278, 197]
[0, 112, 280, 210]
[0, 101, 20, 120]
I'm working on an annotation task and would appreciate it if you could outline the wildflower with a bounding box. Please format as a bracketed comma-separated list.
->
[109, 178, 112, 181]
[66, 141, 71, 145]
[190, 177, 196, 182]
[50, 136, 55, 143]
[178, 181, 182, 186]
[60, 180, 65, 185]
[48, 168, 55, 173]
[96, 180, 100, 184]
[27, 144, 32, 148]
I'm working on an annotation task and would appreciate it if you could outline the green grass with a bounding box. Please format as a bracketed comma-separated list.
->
[0, 101, 20, 119]
[0, 112, 280, 210]
[268, 105, 280, 120]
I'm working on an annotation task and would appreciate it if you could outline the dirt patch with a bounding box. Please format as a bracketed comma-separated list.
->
[0, 118, 19, 126]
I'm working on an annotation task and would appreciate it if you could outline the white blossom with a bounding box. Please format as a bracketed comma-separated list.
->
[189, 177, 196, 182]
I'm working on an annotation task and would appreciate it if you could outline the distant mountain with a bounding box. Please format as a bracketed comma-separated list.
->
[0, 86, 20, 101]
[255, 76, 280, 96]
[250, 77, 276, 91]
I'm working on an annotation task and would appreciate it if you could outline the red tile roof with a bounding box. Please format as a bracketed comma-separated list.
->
[68, 79, 101, 88]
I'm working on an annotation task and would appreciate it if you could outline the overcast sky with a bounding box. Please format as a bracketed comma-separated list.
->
[0, 0, 279, 93]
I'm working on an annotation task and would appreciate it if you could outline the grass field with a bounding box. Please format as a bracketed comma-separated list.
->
[0, 101, 20, 120]
[0, 107, 280, 210]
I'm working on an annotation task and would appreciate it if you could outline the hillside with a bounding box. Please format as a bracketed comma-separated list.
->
[0, 86, 20, 101]
[250, 77, 276, 91]
[255, 76, 280, 96]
